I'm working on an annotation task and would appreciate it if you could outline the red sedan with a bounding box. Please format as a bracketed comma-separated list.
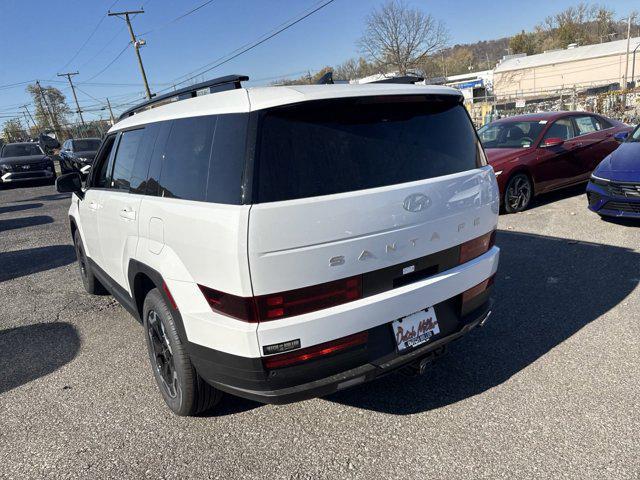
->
[477, 112, 631, 213]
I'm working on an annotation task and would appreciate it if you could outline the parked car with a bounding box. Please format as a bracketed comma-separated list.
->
[59, 137, 101, 173]
[0, 142, 55, 187]
[477, 112, 630, 213]
[56, 75, 500, 416]
[586, 126, 640, 218]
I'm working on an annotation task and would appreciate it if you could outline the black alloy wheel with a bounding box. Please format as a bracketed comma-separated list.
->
[147, 309, 180, 400]
[504, 173, 533, 213]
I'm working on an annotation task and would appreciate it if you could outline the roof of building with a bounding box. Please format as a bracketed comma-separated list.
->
[494, 37, 640, 73]
[111, 83, 462, 132]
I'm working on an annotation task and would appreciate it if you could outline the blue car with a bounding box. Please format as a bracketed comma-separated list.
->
[587, 127, 640, 218]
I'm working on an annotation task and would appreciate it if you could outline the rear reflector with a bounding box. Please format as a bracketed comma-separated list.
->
[459, 230, 496, 264]
[263, 332, 368, 369]
[461, 274, 495, 305]
[198, 275, 363, 323]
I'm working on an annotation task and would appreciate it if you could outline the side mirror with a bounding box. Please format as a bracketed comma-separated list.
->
[56, 172, 83, 196]
[614, 131, 629, 142]
[541, 137, 564, 148]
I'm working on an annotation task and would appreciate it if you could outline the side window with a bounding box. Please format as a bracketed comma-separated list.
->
[91, 135, 117, 189]
[596, 116, 613, 129]
[158, 116, 215, 201]
[110, 129, 145, 191]
[130, 124, 160, 195]
[207, 114, 247, 204]
[544, 118, 576, 141]
[145, 121, 172, 197]
[573, 115, 599, 136]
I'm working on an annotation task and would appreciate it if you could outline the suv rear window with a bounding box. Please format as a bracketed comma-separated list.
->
[254, 95, 480, 203]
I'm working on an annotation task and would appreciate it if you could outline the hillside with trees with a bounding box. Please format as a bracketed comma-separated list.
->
[277, 1, 638, 84]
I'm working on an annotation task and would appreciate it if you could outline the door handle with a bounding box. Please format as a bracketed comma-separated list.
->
[120, 207, 137, 221]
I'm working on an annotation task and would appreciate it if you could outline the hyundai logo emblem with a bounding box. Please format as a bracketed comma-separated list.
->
[403, 193, 431, 212]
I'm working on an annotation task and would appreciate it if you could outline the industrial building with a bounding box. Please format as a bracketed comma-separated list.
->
[493, 37, 640, 99]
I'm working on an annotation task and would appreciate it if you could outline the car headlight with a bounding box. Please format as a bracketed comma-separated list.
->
[590, 174, 610, 185]
[0, 164, 13, 173]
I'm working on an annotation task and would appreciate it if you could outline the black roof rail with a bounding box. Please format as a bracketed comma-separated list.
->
[118, 74, 249, 121]
[370, 75, 424, 84]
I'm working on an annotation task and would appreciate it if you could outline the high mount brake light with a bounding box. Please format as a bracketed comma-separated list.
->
[198, 275, 363, 323]
[263, 332, 368, 369]
[459, 230, 496, 265]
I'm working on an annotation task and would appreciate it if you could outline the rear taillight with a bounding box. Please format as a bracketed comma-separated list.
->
[255, 276, 362, 321]
[198, 285, 258, 322]
[461, 274, 495, 306]
[459, 230, 496, 264]
[198, 275, 362, 323]
[263, 332, 368, 369]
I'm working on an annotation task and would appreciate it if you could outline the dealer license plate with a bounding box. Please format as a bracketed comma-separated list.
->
[392, 307, 439, 352]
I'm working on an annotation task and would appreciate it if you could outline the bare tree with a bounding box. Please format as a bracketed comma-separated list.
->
[358, 0, 448, 75]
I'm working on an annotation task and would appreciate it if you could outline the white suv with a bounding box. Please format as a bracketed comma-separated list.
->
[56, 75, 500, 416]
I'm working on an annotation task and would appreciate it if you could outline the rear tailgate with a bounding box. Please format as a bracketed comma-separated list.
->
[248, 167, 498, 295]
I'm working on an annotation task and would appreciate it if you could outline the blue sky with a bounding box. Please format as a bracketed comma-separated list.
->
[0, 0, 638, 123]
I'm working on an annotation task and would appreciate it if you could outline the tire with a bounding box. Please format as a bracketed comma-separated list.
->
[73, 231, 107, 295]
[503, 173, 533, 213]
[143, 288, 222, 416]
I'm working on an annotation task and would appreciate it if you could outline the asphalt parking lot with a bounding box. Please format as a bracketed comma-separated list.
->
[1, 181, 639, 479]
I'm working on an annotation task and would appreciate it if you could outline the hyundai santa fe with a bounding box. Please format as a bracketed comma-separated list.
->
[56, 75, 500, 416]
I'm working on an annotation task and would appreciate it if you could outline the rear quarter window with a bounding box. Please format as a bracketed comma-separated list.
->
[158, 116, 216, 201]
[254, 95, 480, 203]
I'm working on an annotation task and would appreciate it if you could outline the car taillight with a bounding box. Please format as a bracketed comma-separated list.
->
[198, 285, 259, 322]
[461, 275, 495, 305]
[459, 230, 496, 264]
[198, 275, 362, 323]
[263, 332, 368, 369]
[255, 276, 362, 321]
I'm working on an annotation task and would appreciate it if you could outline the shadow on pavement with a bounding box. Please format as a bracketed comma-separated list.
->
[0, 215, 54, 232]
[600, 216, 640, 228]
[326, 230, 639, 415]
[0, 322, 81, 394]
[527, 182, 587, 211]
[15, 192, 70, 202]
[0, 202, 43, 215]
[0, 245, 76, 282]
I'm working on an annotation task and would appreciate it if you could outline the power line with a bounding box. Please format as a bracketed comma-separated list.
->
[139, 0, 216, 36]
[55, 0, 121, 74]
[159, 0, 337, 93]
[81, 43, 131, 83]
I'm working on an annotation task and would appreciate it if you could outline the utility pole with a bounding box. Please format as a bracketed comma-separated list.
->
[105, 98, 115, 125]
[36, 80, 60, 138]
[623, 13, 635, 108]
[108, 9, 152, 99]
[21, 104, 36, 128]
[57, 71, 85, 127]
[624, 14, 633, 91]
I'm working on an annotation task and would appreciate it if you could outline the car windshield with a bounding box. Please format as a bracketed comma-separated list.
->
[1, 143, 43, 157]
[628, 126, 640, 142]
[478, 121, 546, 149]
[73, 139, 101, 151]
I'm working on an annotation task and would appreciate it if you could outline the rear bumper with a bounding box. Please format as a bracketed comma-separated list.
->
[190, 295, 493, 404]
[1, 170, 54, 183]
[586, 181, 640, 218]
